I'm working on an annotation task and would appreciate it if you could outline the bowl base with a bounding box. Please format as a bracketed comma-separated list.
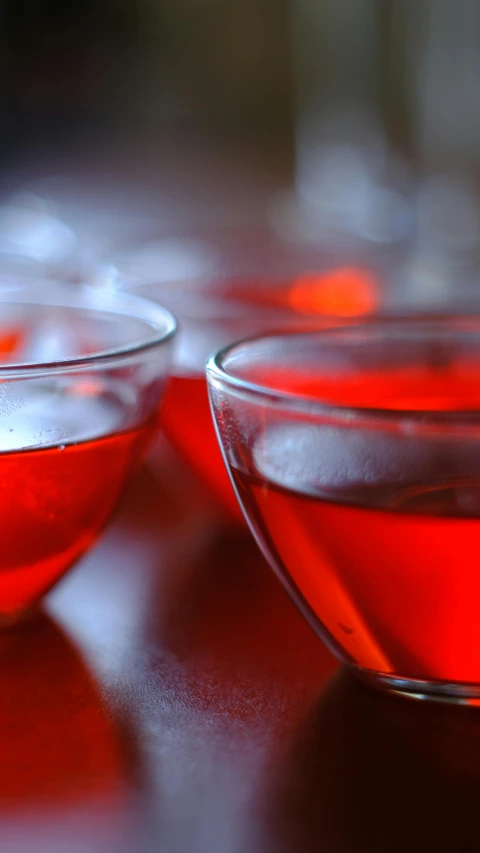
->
[351, 666, 480, 706]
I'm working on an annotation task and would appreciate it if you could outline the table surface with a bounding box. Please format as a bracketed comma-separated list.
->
[2, 436, 480, 853]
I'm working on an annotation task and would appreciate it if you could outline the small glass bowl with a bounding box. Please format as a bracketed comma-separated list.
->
[0, 279, 175, 625]
[116, 239, 382, 519]
[207, 317, 480, 702]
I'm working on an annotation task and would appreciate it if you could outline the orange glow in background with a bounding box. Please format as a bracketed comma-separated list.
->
[288, 267, 380, 317]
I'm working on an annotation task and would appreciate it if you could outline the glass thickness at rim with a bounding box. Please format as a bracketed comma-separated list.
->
[0, 280, 177, 377]
[207, 314, 480, 427]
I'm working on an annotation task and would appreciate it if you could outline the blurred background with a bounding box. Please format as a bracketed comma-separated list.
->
[0, 0, 479, 307]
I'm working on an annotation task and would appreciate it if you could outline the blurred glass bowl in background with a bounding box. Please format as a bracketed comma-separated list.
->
[113, 233, 384, 519]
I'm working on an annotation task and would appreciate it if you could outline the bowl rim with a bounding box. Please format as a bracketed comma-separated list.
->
[0, 278, 177, 378]
[206, 313, 480, 428]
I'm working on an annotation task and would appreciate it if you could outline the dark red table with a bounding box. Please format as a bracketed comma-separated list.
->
[1, 438, 479, 853]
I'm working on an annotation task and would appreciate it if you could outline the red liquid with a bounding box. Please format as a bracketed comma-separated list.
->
[229, 365, 480, 685]
[162, 374, 241, 519]
[0, 383, 154, 623]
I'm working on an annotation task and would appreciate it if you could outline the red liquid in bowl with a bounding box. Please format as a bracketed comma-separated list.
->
[162, 373, 241, 519]
[0, 379, 155, 622]
[230, 366, 480, 685]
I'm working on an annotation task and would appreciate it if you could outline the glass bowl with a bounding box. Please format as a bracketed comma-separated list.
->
[117, 255, 382, 520]
[207, 317, 480, 701]
[0, 279, 175, 626]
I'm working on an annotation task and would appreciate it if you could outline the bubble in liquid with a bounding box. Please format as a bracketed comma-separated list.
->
[0, 383, 27, 418]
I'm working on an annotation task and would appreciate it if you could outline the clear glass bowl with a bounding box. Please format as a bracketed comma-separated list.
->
[117, 244, 383, 519]
[0, 279, 175, 625]
[207, 317, 480, 701]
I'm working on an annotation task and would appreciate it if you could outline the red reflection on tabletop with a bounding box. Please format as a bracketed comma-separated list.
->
[0, 615, 123, 804]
